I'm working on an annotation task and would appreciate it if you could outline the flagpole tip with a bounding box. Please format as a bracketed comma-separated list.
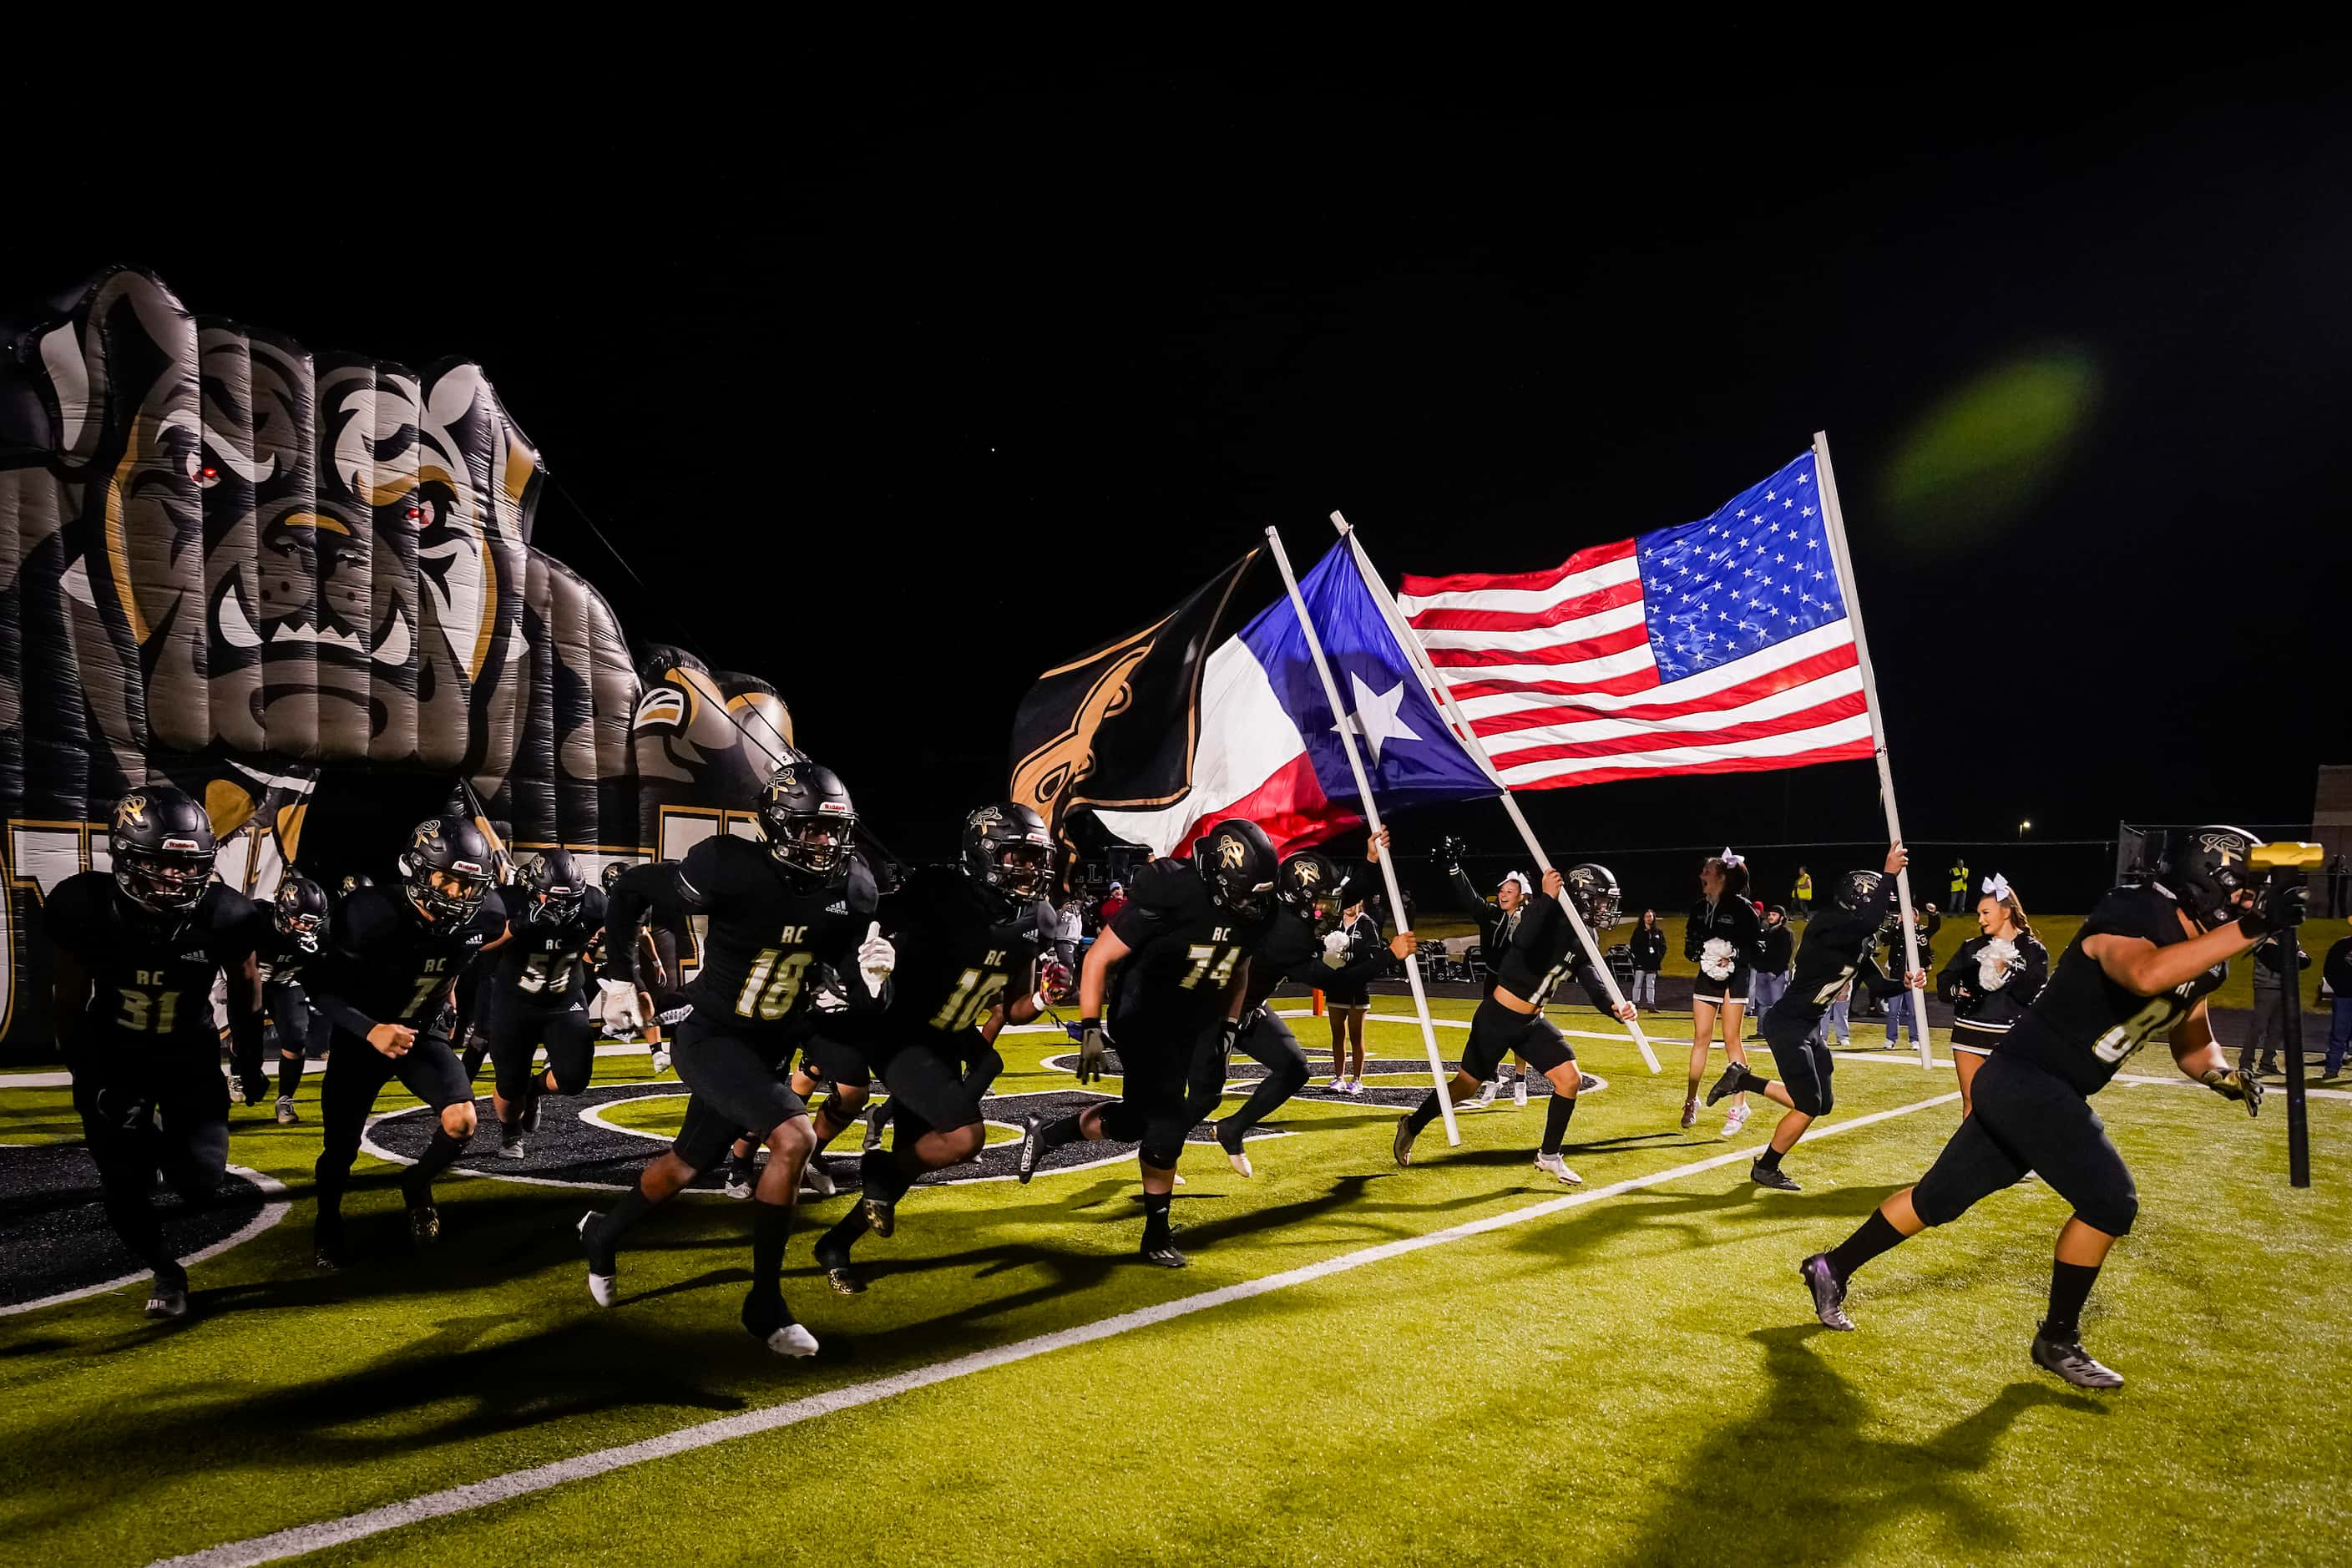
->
[1329, 511, 1351, 533]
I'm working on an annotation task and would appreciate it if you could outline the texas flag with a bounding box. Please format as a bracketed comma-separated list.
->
[1094, 543, 1499, 856]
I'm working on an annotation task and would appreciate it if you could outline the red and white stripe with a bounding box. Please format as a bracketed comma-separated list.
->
[1399, 540, 1874, 788]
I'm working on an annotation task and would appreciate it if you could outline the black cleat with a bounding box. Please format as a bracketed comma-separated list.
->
[813, 1240, 865, 1296]
[1706, 1062, 1753, 1106]
[2031, 1327, 2123, 1389]
[1751, 1161, 1802, 1191]
[314, 1215, 350, 1272]
[1139, 1239, 1188, 1268]
[239, 1075, 271, 1109]
[1392, 1114, 1418, 1168]
[1016, 1117, 1047, 1185]
[145, 1269, 190, 1321]
[1799, 1253, 1853, 1331]
[578, 1212, 618, 1307]
[406, 1202, 442, 1248]
[862, 1192, 896, 1239]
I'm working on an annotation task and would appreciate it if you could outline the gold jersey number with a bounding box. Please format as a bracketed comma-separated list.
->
[737, 949, 815, 1021]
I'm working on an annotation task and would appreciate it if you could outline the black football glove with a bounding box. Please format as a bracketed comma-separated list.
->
[2201, 1066, 2264, 1118]
[1071, 1018, 1110, 1084]
[1439, 834, 1467, 874]
[2237, 881, 2308, 939]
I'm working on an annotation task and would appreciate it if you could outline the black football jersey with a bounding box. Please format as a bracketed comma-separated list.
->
[1998, 885, 2227, 1094]
[1107, 858, 1271, 1039]
[609, 835, 875, 1034]
[492, 887, 607, 1013]
[1767, 885, 1902, 1032]
[254, 922, 323, 993]
[855, 863, 1043, 1049]
[43, 873, 258, 1047]
[1242, 908, 1393, 1013]
[313, 886, 509, 1032]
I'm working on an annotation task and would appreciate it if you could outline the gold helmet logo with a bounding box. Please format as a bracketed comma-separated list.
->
[115, 793, 149, 828]
[1294, 860, 1321, 886]
[1218, 833, 1247, 869]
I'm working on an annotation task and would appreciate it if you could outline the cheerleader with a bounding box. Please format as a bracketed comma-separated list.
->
[1936, 873, 2051, 1115]
[1683, 850, 1764, 1134]
[1323, 894, 1381, 1093]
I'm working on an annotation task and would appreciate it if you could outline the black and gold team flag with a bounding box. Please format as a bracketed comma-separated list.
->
[1009, 550, 1261, 844]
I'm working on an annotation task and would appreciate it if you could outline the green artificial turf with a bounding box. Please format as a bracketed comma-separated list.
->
[2, 1000, 2347, 1567]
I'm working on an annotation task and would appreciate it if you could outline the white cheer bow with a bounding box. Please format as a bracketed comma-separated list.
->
[1981, 873, 2012, 902]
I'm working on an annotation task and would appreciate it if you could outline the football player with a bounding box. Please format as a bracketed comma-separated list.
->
[1393, 860, 1636, 1184]
[476, 851, 607, 1158]
[253, 871, 331, 1125]
[1014, 819, 1278, 1267]
[307, 817, 509, 1265]
[44, 787, 268, 1319]
[1800, 827, 2295, 1389]
[1703, 846, 1925, 1191]
[1181, 832, 1416, 1176]
[576, 760, 893, 1357]
[809, 802, 1059, 1293]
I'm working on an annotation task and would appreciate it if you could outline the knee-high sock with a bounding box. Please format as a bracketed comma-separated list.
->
[1540, 1092, 1577, 1155]
[1224, 1060, 1308, 1138]
[1824, 1210, 1907, 1282]
[1141, 1190, 1174, 1247]
[751, 1199, 792, 1295]
[1406, 1090, 1447, 1136]
[277, 1054, 304, 1100]
[818, 1203, 872, 1258]
[407, 1129, 468, 1196]
[2043, 1259, 2101, 1340]
[599, 1181, 659, 1244]
[1036, 1112, 1086, 1151]
[460, 1044, 488, 1081]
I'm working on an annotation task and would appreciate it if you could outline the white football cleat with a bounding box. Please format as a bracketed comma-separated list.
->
[650, 1046, 672, 1075]
[1226, 1148, 1255, 1178]
[762, 1323, 820, 1358]
[799, 1161, 837, 1197]
[1534, 1152, 1582, 1185]
[1463, 1082, 1498, 1110]
[1722, 1102, 1752, 1137]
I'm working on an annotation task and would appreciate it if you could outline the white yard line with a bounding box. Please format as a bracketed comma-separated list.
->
[149, 1090, 1960, 1568]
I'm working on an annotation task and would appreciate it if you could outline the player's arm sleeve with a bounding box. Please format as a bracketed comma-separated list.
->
[602, 862, 695, 983]
[308, 905, 382, 1038]
[215, 902, 267, 1063]
[1857, 949, 1906, 1000]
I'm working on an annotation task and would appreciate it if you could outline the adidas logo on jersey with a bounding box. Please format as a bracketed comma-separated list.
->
[180, 950, 210, 963]
[827, 901, 848, 914]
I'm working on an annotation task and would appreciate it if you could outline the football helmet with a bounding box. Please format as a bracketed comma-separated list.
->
[523, 849, 588, 926]
[1276, 849, 1349, 931]
[1564, 863, 1621, 929]
[109, 787, 216, 915]
[1194, 819, 1277, 918]
[2157, 824, 2263, 931]
[1834, 869, 1884, 912]
[962, 802, 1055, 902]
[272, 872, 331, 953]
[756, 760, 857, 878]
[397, 816, 494, 923]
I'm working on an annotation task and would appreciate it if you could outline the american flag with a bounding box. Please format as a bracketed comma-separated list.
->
[1396, 451, 1874, 789]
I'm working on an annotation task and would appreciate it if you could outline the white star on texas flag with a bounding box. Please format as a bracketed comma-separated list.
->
[1333, 670, 1419, 764]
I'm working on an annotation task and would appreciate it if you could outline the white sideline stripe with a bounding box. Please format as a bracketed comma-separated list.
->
[148, 1091, 1960, 1568]
[1, 1165, 291, 1318]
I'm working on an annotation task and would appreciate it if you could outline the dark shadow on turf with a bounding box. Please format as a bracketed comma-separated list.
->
[1607, 1325, 2107, 1568]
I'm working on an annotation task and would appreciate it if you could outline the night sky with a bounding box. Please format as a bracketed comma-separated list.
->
[11, 50, 2349, 884]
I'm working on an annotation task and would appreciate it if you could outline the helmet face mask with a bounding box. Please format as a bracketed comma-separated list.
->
[398, 817, 494, 923]
[525, 851, 586, 927]
[109, 788, 218, 916]
[758, 762, 857, 880]
[963, 803, 1055, 903]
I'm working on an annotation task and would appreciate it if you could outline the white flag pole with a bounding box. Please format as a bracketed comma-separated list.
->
[1808, 432, 1928, 1068]
[1262, 526, 1460, 1146]
[1332, 513, 1662, 1075]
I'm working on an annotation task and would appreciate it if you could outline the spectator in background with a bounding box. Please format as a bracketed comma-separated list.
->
[1947, 856, 1970, 914]
[1055, 897, 1083, 971]
[1630, 909, 1667, 1009]
[1883, 908, 1931, 1053]
[1810, 977, 1854, 1050]
[1752, 906, 1795, 1018]
[1793, 867, 1814, 922]
[2240, 936, 2311, 1077]
[1098, 880, 1128, 928]
[2324, 932, 2352, 1079]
